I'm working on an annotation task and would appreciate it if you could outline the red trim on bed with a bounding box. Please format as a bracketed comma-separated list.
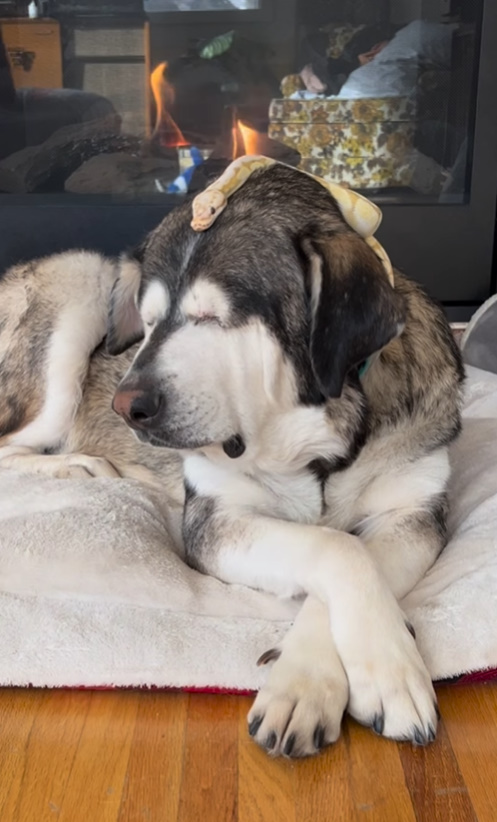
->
[17, 669, 497, 693]
[451, 668, 497, 685]
[49, 684, 257, 695]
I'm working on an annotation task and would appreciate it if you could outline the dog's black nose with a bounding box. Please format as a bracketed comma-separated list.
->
[129, 391, 162, 427]
[113, 388, 162, 429]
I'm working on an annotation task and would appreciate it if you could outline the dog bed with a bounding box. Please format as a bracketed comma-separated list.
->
[1, 364, 497, 691]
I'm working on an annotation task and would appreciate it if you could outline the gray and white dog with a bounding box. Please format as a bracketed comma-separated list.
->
[0, 164, 463, 757]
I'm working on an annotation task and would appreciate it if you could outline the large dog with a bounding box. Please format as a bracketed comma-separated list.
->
[0, 163, 463, 757]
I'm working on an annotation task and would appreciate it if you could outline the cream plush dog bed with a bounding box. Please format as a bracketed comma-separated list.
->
[1, 365, 497, 691]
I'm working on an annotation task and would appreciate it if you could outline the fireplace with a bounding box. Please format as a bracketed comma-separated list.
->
[0, 9, 297, 197]
[0, 0, 496, 319]
[145, 53, 300, 195]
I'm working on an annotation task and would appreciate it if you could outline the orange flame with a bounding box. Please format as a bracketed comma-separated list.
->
[238, 120, 262, 155]
[232, 119, 264, 159]
[150, 61, 189, 148]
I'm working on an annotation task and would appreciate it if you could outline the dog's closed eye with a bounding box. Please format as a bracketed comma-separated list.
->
[191, 312, 224, 326]
[181, 280, 230, 326]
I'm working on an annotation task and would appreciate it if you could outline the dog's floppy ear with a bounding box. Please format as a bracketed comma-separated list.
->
[304, 231, 405, 398]
[106, 248, 145, 356]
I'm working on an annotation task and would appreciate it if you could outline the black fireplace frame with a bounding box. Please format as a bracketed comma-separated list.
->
[1, 0, 496, 320]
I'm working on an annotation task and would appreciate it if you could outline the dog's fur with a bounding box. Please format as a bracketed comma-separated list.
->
[0, 165, 463, 757]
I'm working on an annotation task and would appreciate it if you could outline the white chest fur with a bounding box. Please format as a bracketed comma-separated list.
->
[183, 452, 322, 524]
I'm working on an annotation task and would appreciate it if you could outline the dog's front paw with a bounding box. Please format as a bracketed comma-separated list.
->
[340, 616, 438, 745]
[60, 454, 121, 479]
[0, 449, 121, 480]
[247, 640, 349, 758]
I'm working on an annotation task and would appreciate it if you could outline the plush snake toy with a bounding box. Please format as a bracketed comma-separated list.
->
[190, 155, 394, 287]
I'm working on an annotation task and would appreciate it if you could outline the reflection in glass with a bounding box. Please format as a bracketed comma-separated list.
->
[144, 1, 260, 11]
[0, 1, 480, 204]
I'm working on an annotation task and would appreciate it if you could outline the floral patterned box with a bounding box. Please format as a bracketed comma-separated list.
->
[269, 96, 416, 125]
[298, 156, 413, 188]
[268, 95, 417, 189]
[268, 121, 415, 161]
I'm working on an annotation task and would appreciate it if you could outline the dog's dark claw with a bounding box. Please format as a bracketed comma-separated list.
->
[256, 647, 281, 667]
[313, 724, 326, 749]
[405, 620, 416, 639]
[372, 712, 385, 735]
[427, 723, 436, 743]
[434, 702, 441, 721]
[413, 726, 427, 746]
[265, 731, 277, 751]
[284, 733, 296, 756]
[248, 716, 263, 737]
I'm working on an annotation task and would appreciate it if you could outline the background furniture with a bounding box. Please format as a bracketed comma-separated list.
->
[0, 17, 62, 89]
[269, 84, 417, 191]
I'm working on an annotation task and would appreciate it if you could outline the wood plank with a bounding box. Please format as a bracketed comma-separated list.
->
[237, 695, 297, 822]
[177, 694, 238, 822]
[118, 691, 188, 822]
[295, 721, 358, 822]
[8, 689, 92, 822]
[57, 690, 140, 822]
[398, 711, 478, 822]
[346, 719, 417, 821]
[0, 689, 44, 822]
[2, 686, 497, 822]
[439, 683, 497, 822]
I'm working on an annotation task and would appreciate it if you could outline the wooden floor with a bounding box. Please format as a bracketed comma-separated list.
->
[0, 683, 496, 821]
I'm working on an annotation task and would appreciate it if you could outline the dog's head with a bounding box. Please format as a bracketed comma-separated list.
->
[110, 164, 405, 456]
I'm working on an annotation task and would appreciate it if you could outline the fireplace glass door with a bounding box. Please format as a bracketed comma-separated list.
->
[0, 0, 495, 312]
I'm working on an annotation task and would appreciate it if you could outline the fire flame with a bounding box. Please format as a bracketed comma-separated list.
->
[237, 120, 261, 155]
[149, 63, 264, 159]
[232, 119, 264, 159]
[150, 61, 189, 148]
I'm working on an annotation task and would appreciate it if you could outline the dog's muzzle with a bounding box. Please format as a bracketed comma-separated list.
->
[113, 388, 162, 431]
